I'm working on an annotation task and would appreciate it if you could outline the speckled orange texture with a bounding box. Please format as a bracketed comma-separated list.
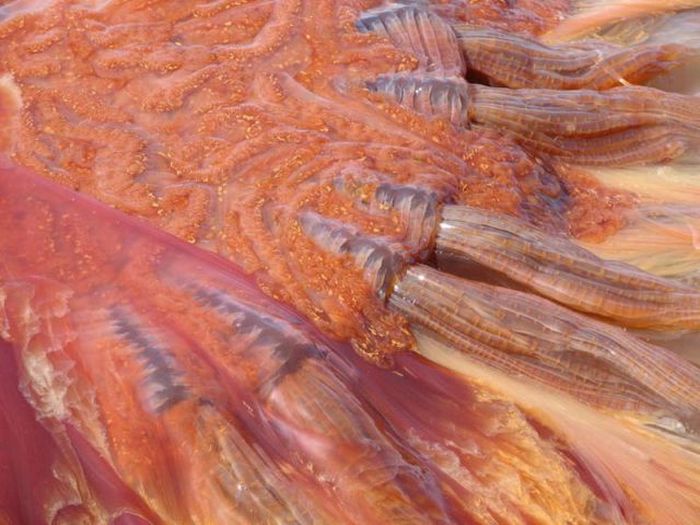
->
[0, 0, 624, 359]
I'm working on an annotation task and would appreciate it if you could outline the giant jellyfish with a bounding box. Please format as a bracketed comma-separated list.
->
[1, 1, 700, 523]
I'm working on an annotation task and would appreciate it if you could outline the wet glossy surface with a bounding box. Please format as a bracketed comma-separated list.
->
[0, 0, 631, 359]
[1, 1, 700, 523]
[0, 163, 636, 524]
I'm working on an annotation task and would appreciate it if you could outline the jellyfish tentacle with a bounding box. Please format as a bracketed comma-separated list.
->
[368, 75, 472, 126]
[368, 71, 700, 165]
[390, 264, 700, 426]
[362, 181, 442, 255]
[357, 4, 700, 167]
[468, 83, 700, 165]
[455, 28, 689, 90]
[327, 168, 447, 258]
[299, 211, 408, 301]
[356, 3, 465, 76]
[436, 205, 700, 331]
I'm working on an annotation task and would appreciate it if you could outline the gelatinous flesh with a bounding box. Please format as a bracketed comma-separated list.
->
[0, 0, 632, 355]
[4, 163, 700, 524]
[1, 0, 700, 524]
[437, 205, 700, 330]
[392, 265, 700, 421]
[457, 29, 689, 90]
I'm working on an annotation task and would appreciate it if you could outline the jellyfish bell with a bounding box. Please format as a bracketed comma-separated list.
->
[0, 1, 700, 524]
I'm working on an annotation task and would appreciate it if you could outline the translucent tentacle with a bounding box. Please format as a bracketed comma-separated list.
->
[357, 4, 465, 76]
[437, 205, 700, 331]
[457, 28, 688, 90]
[469, 83, 700, 165]
[391, 264, 700, 421]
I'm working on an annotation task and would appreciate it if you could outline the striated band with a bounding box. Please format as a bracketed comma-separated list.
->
[468, 82, 700, 165]
[356, 3, 465, 76]
[368, 71, 700, 166]
[390, 264, 700, 426]
[436, 204, 700, 330]
[456, 28, 689, 90]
